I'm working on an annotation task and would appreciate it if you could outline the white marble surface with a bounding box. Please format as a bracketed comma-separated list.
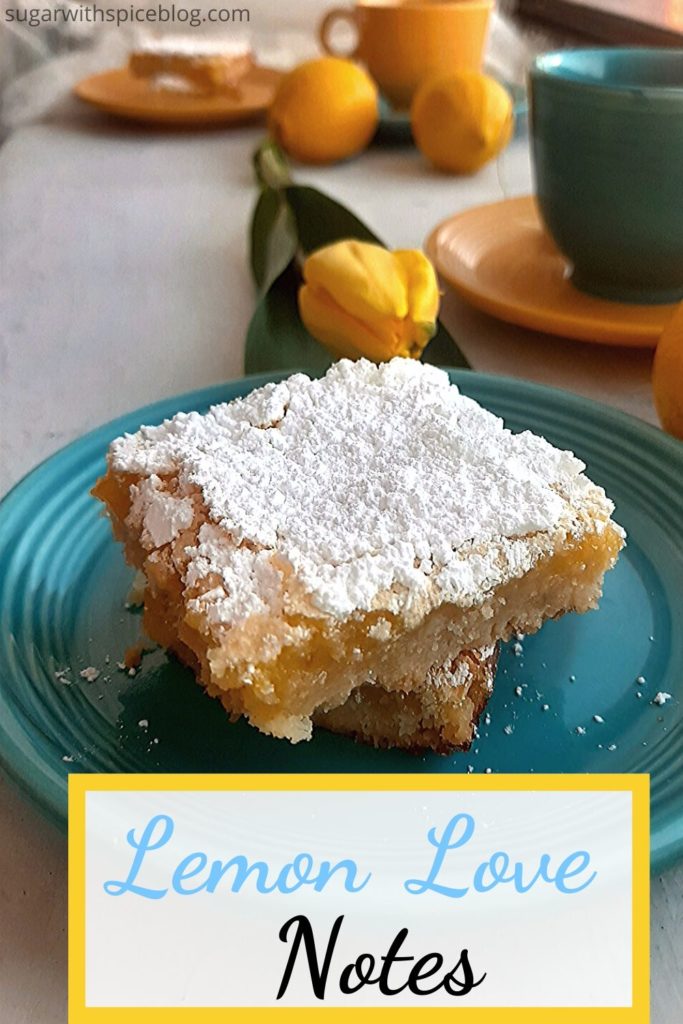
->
[0, 101, 680, 1021]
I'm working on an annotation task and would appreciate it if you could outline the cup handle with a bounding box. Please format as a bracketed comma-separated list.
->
[318, 8, 360, 59]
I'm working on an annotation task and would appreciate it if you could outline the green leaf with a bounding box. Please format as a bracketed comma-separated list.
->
[250, 187, 298, 294]
[422, 321, 471, 370]
[244, 262, 332, 376]
[284, 185, 381, 254]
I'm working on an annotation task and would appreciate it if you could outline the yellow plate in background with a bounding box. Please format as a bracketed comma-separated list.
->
[426, 195, 677, 348]
[74, 65, 282, 126]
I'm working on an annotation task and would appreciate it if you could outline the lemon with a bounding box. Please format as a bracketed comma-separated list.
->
[411, 71, 513, 174]
[653, 304, 683, 440]
[269, 57, 379, 166]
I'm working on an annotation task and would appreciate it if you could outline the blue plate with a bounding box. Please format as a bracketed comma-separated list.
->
[1, 372, 682, 870]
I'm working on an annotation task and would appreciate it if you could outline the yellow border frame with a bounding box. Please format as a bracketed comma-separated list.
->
[68, 773, 649, 1023]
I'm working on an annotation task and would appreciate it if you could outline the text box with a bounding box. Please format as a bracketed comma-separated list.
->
[69, 773, 649, 1022]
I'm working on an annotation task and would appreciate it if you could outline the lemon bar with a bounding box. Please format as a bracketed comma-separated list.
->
[316, 646, 498, 754]
[94, 359, 624, 743]
[129, 36, 253, 93]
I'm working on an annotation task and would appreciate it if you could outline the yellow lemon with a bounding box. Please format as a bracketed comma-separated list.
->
[269, 57, 379, 166]
[411, 71, 513, 174]
[653, 303, 683, 440]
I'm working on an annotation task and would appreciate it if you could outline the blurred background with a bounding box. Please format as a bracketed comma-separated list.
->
[3, 0, 682, 136]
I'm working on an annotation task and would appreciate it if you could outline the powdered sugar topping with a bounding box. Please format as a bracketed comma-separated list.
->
[110, 359, 616, 622]
[129, 476, 194, 549]
[134, 34, 251, 59]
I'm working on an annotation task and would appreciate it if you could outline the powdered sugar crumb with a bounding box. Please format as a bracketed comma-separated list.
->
[367, 619, 392, 642]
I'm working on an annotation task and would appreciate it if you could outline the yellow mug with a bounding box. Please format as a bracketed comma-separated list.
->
[319, 0, 493, 109]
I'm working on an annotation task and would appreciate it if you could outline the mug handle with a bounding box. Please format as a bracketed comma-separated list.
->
[318, 8, 360, 59]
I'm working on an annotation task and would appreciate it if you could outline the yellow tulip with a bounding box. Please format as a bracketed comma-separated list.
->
[298, 240, 440, 361]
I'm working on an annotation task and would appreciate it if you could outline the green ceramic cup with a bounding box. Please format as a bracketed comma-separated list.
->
[529, 48, 683, 304]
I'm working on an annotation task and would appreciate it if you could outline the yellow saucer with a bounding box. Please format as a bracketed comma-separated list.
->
[426, 196, 677, 348]
[74, 65, 282, 127]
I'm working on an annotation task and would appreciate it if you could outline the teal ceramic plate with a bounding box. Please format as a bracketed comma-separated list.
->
[1, 372, 682, 871]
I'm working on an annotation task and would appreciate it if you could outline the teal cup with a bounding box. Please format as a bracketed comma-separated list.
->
[529, 48, 683, 304]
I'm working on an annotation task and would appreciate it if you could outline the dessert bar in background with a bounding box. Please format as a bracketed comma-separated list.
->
[129, 34, 253, 93]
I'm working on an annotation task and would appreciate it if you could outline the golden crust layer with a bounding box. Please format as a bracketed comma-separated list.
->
[315, 646, 499, 754]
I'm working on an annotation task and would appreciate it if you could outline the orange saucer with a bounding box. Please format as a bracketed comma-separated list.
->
[426, 196, 677, 348]
[74, 65, 282, 127]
